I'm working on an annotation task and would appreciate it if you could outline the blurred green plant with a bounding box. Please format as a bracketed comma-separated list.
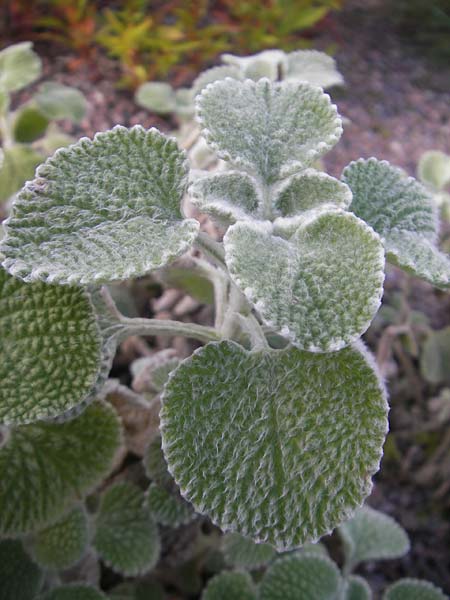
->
[418, 150, 450, 221]
[0, 42, 87, 205]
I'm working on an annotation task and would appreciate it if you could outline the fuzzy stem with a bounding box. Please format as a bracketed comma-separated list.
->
[195, 231, 226, 266]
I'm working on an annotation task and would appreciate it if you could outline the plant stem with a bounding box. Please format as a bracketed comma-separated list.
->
[119, 317, 220, 343]
[195, 231, 226, 267]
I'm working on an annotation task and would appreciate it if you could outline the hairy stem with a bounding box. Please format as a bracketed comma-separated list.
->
[195, 231, 226, 266]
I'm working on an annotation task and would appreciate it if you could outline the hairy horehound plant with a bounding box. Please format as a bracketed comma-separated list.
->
[0, 42, 87, 205]
[1, 72, 450, 595]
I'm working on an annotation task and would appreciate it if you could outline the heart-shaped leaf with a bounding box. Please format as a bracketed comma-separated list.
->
[339, 506, 410, 570]
[190, 172, 261, 224]
[0, 268, 103, 424]
[93, 481, 160, 576]
[342, 158, 450, 288]
[202, 571, 257, 600]
[1, 126, 199, 284]
[0, 42, 41, 93]
[196, 79, 342, 184]
[383, 579, 447, 600]
[273, 169, 352, 217]
[224, 211, 384, 352]
[418, 150, 450, 191]
[29, 506, 89, 570]
[160, 341, 388, 549]
[259, 553, 341, 600]
[221, 532, 275, 569]
[34, 83, 87, 123]
[0, 401, 122, 536]
[285, 50, 344, 88]
[36, 585, 107, 600]
[0, 539, 43, 600]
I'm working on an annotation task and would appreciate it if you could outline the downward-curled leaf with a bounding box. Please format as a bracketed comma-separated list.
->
[0, 401, 122, 536]
[161, 341, 388, 549]
[93, 482, 160, 576]
[339, 506, 410, 570]
[29, 506, 89, 570]
[0, 268, 103, 424]
[343, 158, 450, 287]
[0, 539, 43, 600]
[383, 579, 447, 600]
[197, 79, 342, 184]
[36, 585, 107, 600]
[1, 126, 199, 284]
[0, 42, 41, 92]
[259, 554, 341, 600]
[224, 211, 384, 352]
[202, 571, 257, 600]
[221, 532, 276, 569]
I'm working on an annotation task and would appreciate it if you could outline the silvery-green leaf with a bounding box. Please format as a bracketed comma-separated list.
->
[190, 172, 261, 224]
[343, 576, 372, 600]
[39, 123, 74, 154]
[385, 230, 450, 288]
[383, 579, 447, 600]
[273, 169, 352, 217]
[259, 553, 341, 600]
[144, 434, 173, 488]
[343, 158, 450, 287]
[221, 532, 275, 569]
[174, 88, 194, 119]
[36, 585, 107, 600]
[146, 482, 195, 527]
[297, 542, 329, 557]
[13, 106, 49, 143]
[0, 268, 103, 424]
[285, 50, 344, 88]
[0, 42, 41, 92]
[420, 326, 450, 385]
[418, 151, 450, 191]
[339, 506, 410, 570]
[34, 83, 87, 123]
[132, 351, 181, 394]
[0, 145, 43, 203]
[202, 571, 256, 600]
[222, 50, 287, 81]
[29, 506, 89, 570]
[192, 65, 242, 97]
[224, 211, 384, 352]
[1, 126, 199, 284]
[94, 481, 160, 576]
[0, 539, 43, 600]
[160, 341, 388, 549]
[0, 401, 122, 536]
[135, 82, 177, 114]
[197, 79, 342, 184]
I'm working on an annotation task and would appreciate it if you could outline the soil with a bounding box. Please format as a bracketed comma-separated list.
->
[3, 0, 450, 596]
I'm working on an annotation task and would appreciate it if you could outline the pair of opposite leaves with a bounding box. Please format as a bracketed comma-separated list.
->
[0, 78, 448, 549]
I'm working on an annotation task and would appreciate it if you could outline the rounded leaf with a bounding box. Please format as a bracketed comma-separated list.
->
[222, 50, 286, 81]
[30, 506, 89, 570]
[13, 106, 49, 143]
[0, 42, 41, 92]
[0, 145, 43, 203]
[221, 532, 275, 569]
[418, 150, 450, 191]
[273, 169, 352, 217]
[160, 341, 388, 549]
[135, 82, 177, 114]
[339, 506, 410, 569]
[1, 126, 199, 284]
[192, 65, 243, 96]
[93, 481, 160, 576]
[146, 482, 195, 527]
[197, 78, 342, 184]
[224, 211, 384, 352]
[259, 553, 341, 600]
[344, 576, 372, 600]
[420, 327, 450, 385]
[285, 50, 344, 88]
[36, 585, 107, 600]
[202, 571, 256, 600]
[144, 434, 173, 487]
[0, 401, 122, 536]
[0, 268, 103, 424]
[383, 579, 447, 600]
[0, 539, 43, 600]
[34, 83, 87, 123]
